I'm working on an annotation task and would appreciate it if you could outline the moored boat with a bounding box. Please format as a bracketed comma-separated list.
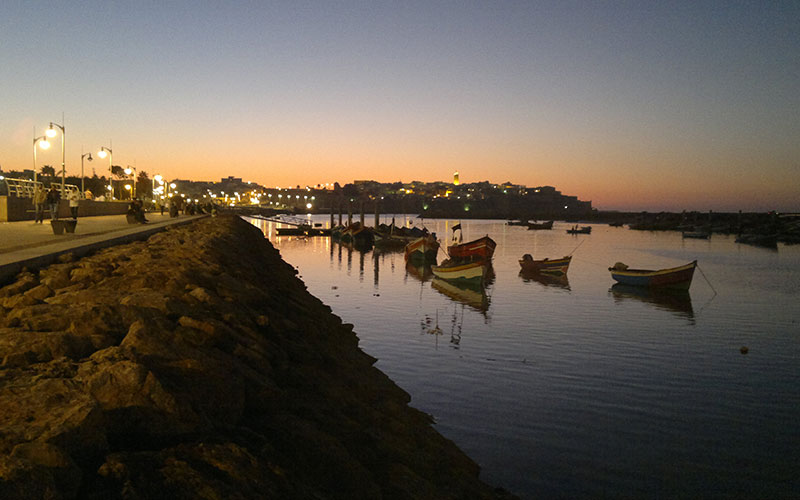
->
[682, 231, 710, 239]
[431, 259, 489, 285]
[518, 254, 571, 275]
[447, 225, 496, 261]
[526, 220, 554, 230]
[404, 235, 440, 263]
[608, 260, 697, 290]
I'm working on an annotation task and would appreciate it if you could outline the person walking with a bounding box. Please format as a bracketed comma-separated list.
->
[46, 186, 60, 221]
[32, 185, 47, 224]
[68, 189, 80, 219]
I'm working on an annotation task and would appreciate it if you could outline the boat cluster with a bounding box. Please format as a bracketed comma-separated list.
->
[328, 221, 698, 293]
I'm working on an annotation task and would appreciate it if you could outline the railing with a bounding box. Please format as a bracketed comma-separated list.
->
[4, 178, 80, 198]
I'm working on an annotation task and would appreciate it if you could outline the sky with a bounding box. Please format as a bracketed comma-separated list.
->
[1, 1, 798, 212]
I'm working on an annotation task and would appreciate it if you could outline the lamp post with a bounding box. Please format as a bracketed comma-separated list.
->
[46, 118, 65, 192]
[97, 146, 113, 198]
[33, 135, 50, 184]
[80, 150, 93, 194]
[124, 166, 136, 198]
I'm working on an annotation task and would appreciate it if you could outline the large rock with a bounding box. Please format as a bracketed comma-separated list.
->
[0, 215, 515, 499]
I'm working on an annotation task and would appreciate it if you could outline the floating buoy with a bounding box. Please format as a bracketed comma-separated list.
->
[740, 346, 749, 354]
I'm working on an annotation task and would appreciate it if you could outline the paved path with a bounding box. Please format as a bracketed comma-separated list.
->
[0, 213, 206, 284]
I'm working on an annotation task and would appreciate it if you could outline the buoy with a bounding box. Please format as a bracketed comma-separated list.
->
[740, 346, 749, 354]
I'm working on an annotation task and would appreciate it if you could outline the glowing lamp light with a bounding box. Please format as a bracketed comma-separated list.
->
[306, 203, 312, 209]
[97, 150, 107, 159]
[45, 127, 57, 138]
[169, 183, 176, 189]
[154, 174, 163, 182]
[124, 168, 133, 175]
[124, 184, 132, 191]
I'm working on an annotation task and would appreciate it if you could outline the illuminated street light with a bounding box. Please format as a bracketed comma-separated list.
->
[124, 166, 136, 198]
[47, 119, 66, 192]
[33, 135, 50, 184]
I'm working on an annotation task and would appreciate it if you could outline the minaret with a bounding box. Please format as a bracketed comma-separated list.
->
[453, 171, 460, 186]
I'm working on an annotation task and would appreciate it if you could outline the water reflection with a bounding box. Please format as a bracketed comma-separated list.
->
[518, 270, 571, 290]
[609, 283, 694, 321]
[431, 277, 491, 315]
[405, 261, 433, 283]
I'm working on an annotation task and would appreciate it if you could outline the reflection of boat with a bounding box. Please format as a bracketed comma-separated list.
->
[404, 235, 440, 263]
[735, 233, 778, 248]
[566, 226, 592, 234]
[610, 283, 694, 319]
[432, 259, 489, 285]
[431, 277, 489, 313]
[405, 261, 434, 282]
[609, 260, 697, 290]
[447, 225, 496, 261]
[527, 220, 554, 230]
[609, 221, 624, 227]
[518, 254, 571, 275]
[519, 270, 570, 290]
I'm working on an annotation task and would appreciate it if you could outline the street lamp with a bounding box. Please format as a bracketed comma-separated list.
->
[124, 166, 136, 198]
[33, 135, 50, 184]
[46, 119, 66, 192]
[81, 151, 93, 194]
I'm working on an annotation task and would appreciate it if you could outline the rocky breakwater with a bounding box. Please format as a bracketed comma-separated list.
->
[0, 215, 513, 499]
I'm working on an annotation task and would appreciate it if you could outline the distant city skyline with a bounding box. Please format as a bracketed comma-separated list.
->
[2, 2, 798, 212]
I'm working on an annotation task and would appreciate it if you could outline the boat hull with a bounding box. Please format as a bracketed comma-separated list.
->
[448, 235, 497, 261]
[519, 255, 571, 275]
[609, 260, 697, 290]
[432, 260, 488, 284]
[404, 236, 440, 263]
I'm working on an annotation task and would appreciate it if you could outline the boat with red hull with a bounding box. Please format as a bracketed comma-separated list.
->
[609, 260, 697, 290]
[448, 235, 496, 261]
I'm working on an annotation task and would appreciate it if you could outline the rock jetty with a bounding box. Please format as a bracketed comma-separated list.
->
[0, 215, 513, 499]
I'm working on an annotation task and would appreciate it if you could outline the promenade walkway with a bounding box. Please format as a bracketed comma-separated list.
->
[0, 213, 206, 285]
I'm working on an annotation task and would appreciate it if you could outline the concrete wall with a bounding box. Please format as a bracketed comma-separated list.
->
[0, 196, 129, 222]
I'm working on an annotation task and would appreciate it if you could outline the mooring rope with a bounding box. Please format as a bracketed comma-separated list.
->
[696, 263, 718, 296]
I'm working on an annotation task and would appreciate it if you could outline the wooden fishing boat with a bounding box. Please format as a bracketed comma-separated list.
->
[609, 221, 625, 227]
[682, 231, 710, 239]
[518, 254, 571, 275]
[526, 220, 554, 230]
[735, 233, 778, 248]
[566, 226, 592, 234]
[608, 260, 697, 290]
[404, 235, 440, 263]
[431, 259, 489, 284]
[447, 235, 496, 261]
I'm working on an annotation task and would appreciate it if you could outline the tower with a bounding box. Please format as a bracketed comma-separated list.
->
[453, 171, 460, 186]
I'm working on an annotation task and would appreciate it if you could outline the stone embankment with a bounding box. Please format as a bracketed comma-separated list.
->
[0, 215, 514, 499]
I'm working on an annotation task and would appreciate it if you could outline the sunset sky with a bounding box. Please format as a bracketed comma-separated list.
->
[2, 1, 798, 212]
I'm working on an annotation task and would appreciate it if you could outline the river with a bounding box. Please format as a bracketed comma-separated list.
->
[247, 215, 799, 499]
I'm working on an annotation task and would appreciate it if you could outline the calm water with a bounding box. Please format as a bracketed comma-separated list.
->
[247, 216, 799, 499]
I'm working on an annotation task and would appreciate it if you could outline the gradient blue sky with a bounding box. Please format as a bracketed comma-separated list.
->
[2, 1, 798, 211]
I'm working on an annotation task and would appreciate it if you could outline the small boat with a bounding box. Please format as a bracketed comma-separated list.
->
[609, 221, 625, 227]
[447, 225, 496, 261]
[527, 220, 554, 230]
[566, 226, 592, 234]
[506, 219, 529, 226]
[682, 231, 710, 239]
[404, 234, 440, 263]
[431, 259, 489, 285]
[518, 254, 571, 275]
[276, 226, 307, 236]
[735, 233, 778, 248]
[608, 260, 697, 290]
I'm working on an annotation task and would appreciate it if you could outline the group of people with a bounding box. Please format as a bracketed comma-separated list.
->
[32, 185, 80, 223]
